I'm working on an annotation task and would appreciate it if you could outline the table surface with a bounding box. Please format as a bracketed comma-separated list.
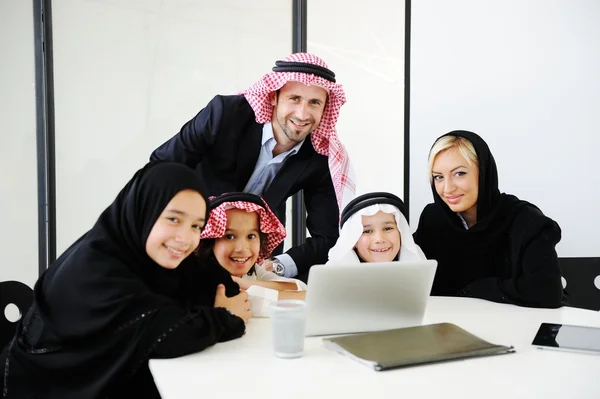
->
[150, 297, 600, 399]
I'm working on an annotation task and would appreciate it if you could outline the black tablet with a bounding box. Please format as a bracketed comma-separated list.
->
[532, 323, 600, 355]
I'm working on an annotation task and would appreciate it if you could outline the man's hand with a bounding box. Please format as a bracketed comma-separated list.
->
[213, 284, 252, 323]
[260, 258, 274, 272]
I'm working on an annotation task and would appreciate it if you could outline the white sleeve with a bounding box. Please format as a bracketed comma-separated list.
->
[245, 285, 279, 318]
[255, 265, 307, 291]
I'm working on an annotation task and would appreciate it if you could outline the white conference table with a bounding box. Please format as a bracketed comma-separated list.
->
[150, 297, 600, 399]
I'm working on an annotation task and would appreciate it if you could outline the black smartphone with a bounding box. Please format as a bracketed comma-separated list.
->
[532, 323, 600, 355]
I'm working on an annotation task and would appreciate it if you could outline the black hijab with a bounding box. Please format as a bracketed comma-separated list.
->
[433, 131, 501, 222]
[415, 131, 534, 295]
[415, 131, 565, 308]
[36, 161, 212, 340]
[425, 130, 529, 241]
[2, 161, 245, 398]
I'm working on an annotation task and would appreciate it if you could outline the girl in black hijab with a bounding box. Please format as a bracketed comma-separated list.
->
[1, 161, 250, 398]
[414, 131, 564, 308]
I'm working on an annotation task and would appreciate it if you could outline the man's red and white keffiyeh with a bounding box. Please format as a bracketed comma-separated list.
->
[242, 52, 356, 213]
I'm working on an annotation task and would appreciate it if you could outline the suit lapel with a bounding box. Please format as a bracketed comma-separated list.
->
[263, 141, 313, 208]
[236, 122, 263, 190]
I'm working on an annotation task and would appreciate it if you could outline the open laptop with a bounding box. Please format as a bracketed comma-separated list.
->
[304, 260, 438, 336]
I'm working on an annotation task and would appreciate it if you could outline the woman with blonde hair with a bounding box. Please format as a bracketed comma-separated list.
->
[414, 130, 564, 308]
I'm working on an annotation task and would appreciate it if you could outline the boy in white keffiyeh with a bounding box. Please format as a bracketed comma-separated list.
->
[151, 53, 356, 282]
[327, 192, 426, 265]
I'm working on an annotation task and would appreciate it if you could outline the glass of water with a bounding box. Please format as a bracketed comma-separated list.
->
[269, 299, 307, 358]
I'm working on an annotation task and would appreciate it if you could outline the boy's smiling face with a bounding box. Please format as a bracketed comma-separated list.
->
[354, 211, 401, 262]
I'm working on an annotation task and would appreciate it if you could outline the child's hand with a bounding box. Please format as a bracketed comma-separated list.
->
[231, 276, 253, 291]
[214, 284, 252, 323]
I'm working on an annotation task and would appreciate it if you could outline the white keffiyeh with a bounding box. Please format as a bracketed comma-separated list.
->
[327, 204, 426, 264]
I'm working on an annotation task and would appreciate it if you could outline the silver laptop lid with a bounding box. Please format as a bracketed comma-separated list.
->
[304, 260, 437, 336]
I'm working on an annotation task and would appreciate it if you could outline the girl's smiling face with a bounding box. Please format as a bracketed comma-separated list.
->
[213, 209, 261, 277]
[145, 189, 206, 269]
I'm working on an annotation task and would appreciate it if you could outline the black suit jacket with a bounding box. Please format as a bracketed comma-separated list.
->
[150, 95, 339, 276]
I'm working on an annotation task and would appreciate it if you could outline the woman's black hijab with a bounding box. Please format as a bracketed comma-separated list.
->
[415, 130, 530, 294]
[415, 130, 536, 278]
[428, 130, 528, 235]
[416, 131, 564, 306]
[36, 161, 211, 340]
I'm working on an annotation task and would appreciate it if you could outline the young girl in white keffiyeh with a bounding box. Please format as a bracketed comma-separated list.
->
[198, 192, 306, 317]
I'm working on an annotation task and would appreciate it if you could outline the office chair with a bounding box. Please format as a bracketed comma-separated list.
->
[0, 280, 34, 348]
[560, 258, 600, 311]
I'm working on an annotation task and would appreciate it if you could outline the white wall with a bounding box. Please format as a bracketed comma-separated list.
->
[7, 0, 597, 287]
[52, 0, 291, 256]
[0, 1, 39, 288]
[50, 0, 407, 257]
[410, 0, 600, 257]
[309, 0, 406, 198]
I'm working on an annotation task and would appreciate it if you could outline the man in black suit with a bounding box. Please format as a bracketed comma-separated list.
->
[150, 53, 355, 281]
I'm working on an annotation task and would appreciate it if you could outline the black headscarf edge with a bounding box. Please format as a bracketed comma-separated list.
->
[36, 161, 212, 338]
[429, 130, 500, 222]
[340, 192, 407, 228]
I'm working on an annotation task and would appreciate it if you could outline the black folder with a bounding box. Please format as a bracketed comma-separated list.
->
[323, 322, 515, 371]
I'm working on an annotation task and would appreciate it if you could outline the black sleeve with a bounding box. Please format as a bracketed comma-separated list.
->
[460, 219, 564, 308]
[138, 305, 245, 360]
[177, 257, 241, 308]
[413, 204, 437, 259]
[149, 95, 225, 167]
[285, 171, 340, 277]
